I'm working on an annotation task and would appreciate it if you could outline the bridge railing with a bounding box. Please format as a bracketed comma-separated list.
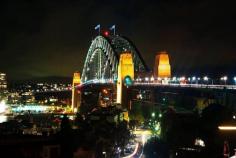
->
[133, 82, 236, 90]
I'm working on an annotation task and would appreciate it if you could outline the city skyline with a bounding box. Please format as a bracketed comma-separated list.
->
[0, 0, 236, 80]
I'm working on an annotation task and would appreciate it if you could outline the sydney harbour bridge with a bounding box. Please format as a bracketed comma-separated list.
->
[81, 34, 148, 83]
[71, 33, 236, 113]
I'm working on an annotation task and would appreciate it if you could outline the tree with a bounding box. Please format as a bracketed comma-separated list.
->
[143, 137, 169, 158]
[199, 103, 232, 157]
[129, 101, 144, 125]
[60, 114, 74, 158]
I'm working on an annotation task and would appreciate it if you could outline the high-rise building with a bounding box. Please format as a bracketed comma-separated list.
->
[0, 73, 7, 100]
[0, 73, 7, 90]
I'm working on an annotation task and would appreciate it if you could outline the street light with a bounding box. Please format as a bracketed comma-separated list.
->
[179, 76, 185, 84]
[102, 151, 106, 158]
[221, 76, 227, 85]
[172, 76, 177, 82]
[203, 76, 208, 81]
[203, 76, 208, 85]
[234, 77, 236, 84]
[196, 77, 200, 84]
[150, 76, 154, 82]
[151, 112, 155, 118]
[188, 77, 191, 82]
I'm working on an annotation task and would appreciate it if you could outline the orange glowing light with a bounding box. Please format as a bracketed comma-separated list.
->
[102, 89, 108, 94]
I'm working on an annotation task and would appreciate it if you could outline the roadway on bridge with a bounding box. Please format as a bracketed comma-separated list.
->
[134, 82, 236, 90]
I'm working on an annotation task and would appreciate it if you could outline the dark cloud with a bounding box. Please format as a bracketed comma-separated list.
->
[0, 0, 236, 80]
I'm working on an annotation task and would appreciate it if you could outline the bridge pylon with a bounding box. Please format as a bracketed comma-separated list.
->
[72, 72, 81, 113]
[116, 53, 134, 109]
[154, 51, 171, 79]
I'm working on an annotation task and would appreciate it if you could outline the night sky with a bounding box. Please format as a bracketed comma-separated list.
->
[0, 0, 236, 80]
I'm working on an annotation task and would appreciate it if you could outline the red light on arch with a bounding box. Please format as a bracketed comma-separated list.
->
[104, 31, 109, 36]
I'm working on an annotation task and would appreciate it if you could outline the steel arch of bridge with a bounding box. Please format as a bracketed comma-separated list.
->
[81, 35, 148, 83]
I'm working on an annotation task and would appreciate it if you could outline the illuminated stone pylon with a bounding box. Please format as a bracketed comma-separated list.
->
[72, 72, 81, 112]
[116, 53, 134, 106]
[154, 51, 171, 78]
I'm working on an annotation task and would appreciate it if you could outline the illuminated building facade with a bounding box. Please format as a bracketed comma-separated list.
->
[116, 53, 134, 108]
[0, 73, 7, 90]
[153, 51, 171, 78]
[0, 73, 7, 100]
[72, 72, 81, 112]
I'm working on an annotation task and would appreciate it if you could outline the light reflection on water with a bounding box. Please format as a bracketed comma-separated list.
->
[0, 115, 8, 123]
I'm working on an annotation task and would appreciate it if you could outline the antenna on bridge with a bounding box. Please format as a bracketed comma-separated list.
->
[94, 24, 101, 35]
[110, 25, 116, 35]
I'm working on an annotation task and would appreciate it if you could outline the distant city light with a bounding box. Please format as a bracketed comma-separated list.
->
[0, 100, 7, 113]
[102, 89, 108, 94]
[74, 108, 78, 113]
[151, 112, 155, 117]
[192, 76, 196, 81]
[155, 124, 160, 131]
[195, 138, 205, 147]
[0, 115, 7, 123]
[12, 105, 48, 112]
